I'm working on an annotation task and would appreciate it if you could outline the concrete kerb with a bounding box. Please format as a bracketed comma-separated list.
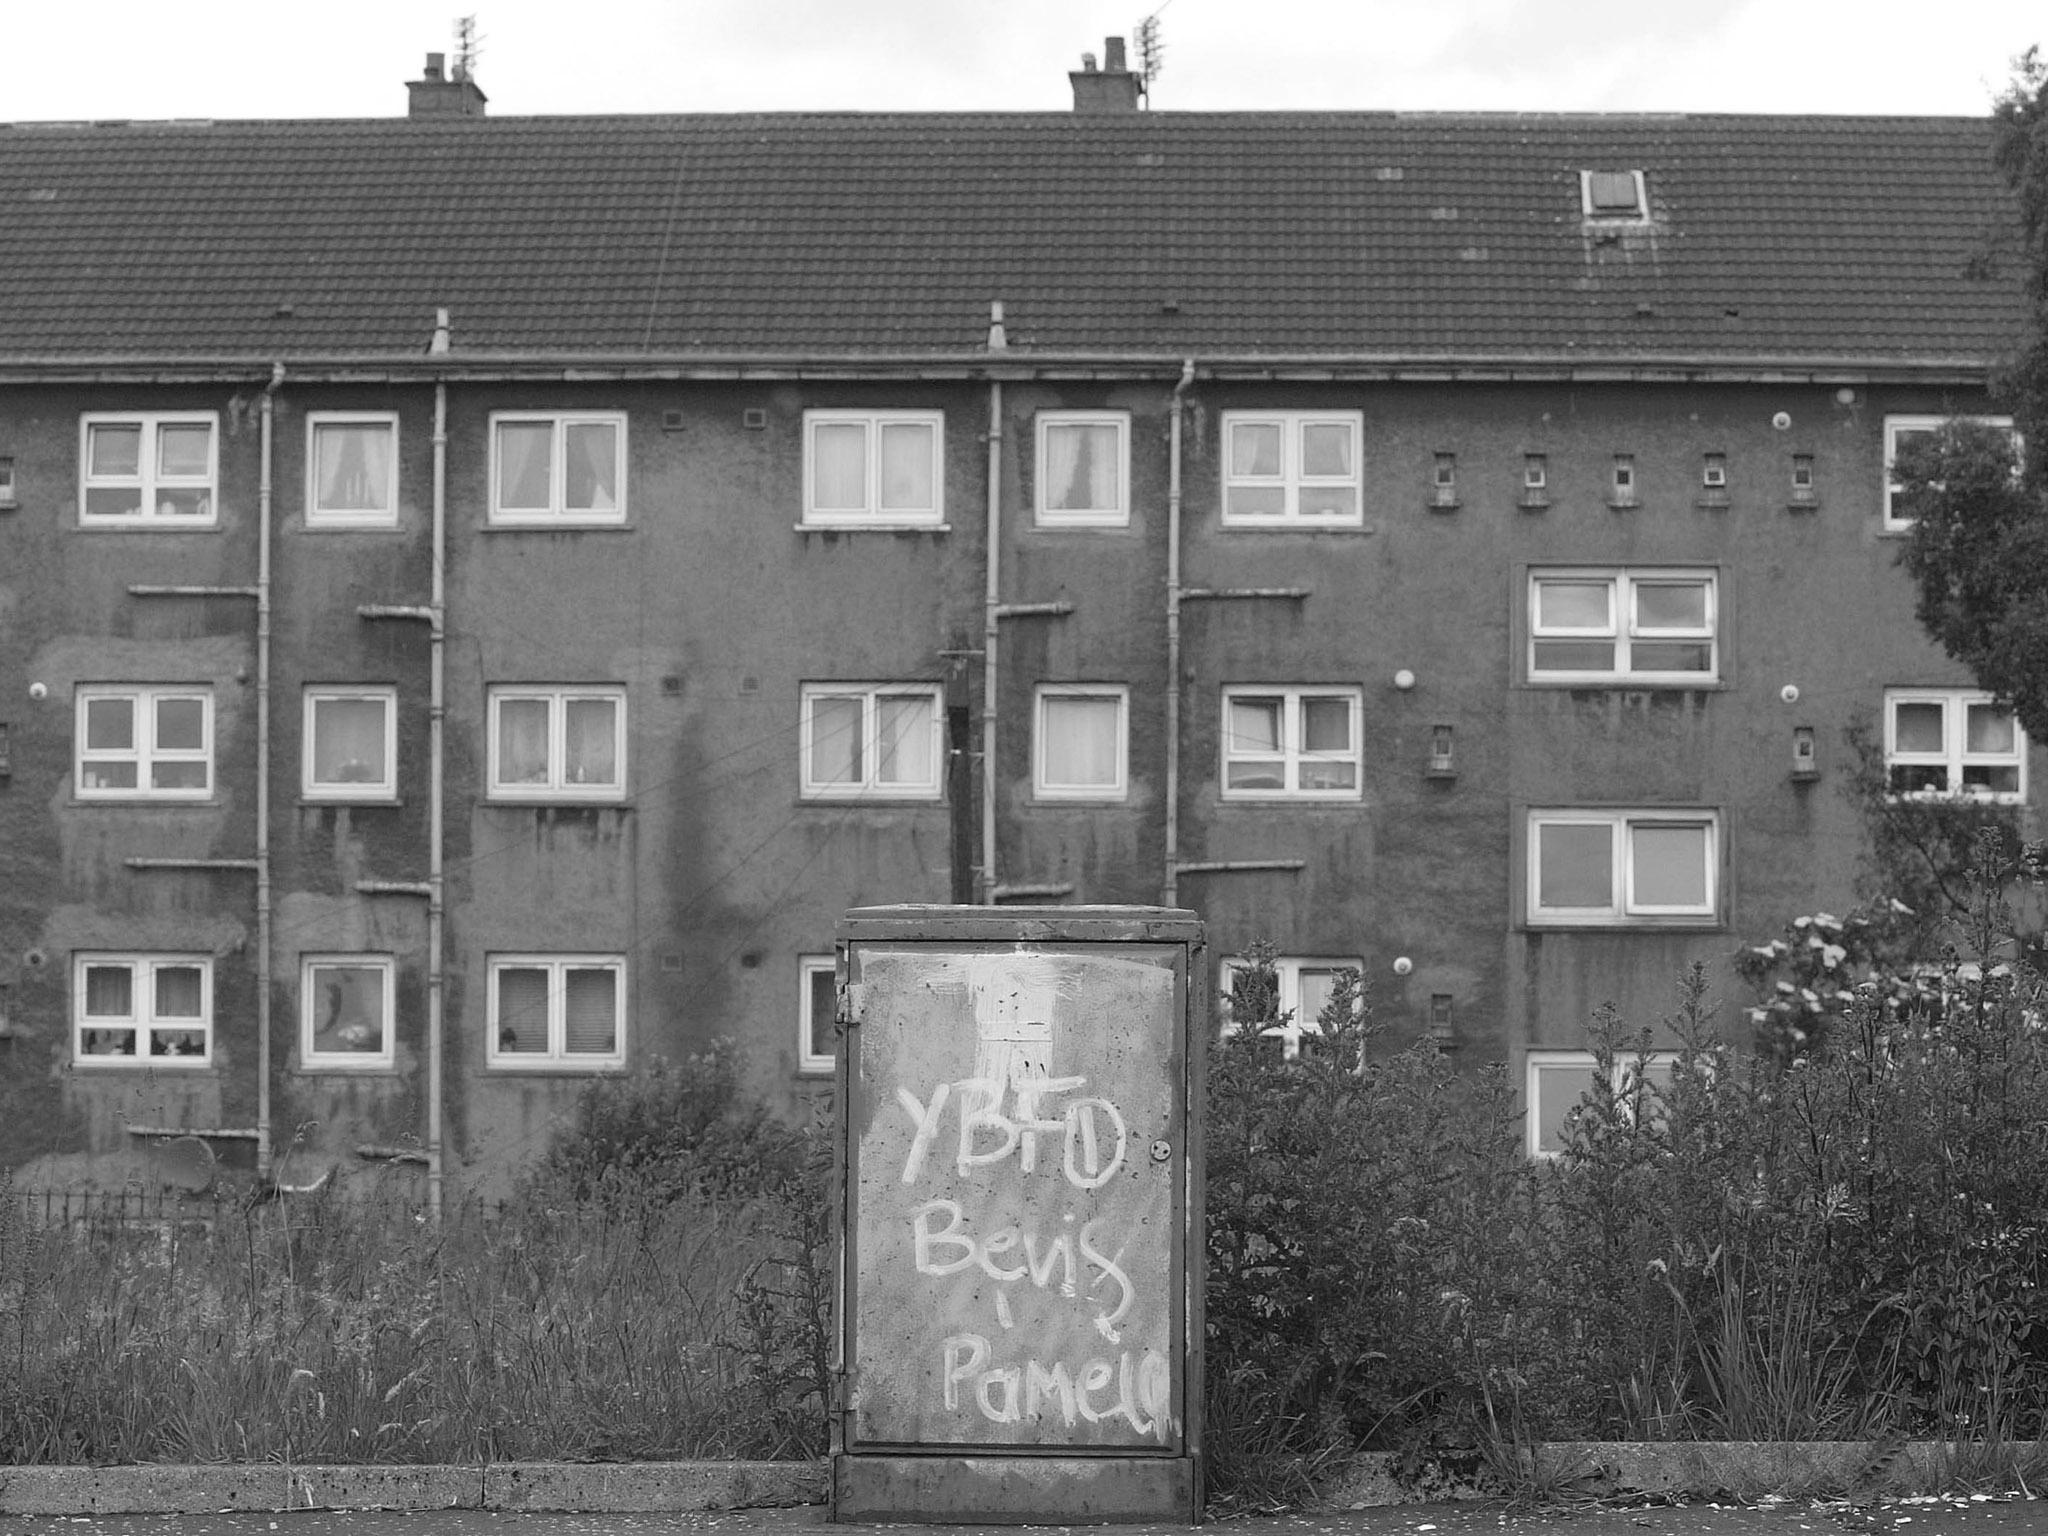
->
[0, 1460, 828, 1517]
[0, 1446, 2028, 1517]
[1322, 1442, 2008, 1509]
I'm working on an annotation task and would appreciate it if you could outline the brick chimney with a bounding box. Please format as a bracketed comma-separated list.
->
[1070, 36, 1143, 113]
[407, 52, 488, 119]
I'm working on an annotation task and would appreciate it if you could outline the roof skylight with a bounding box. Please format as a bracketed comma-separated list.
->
[1581, 170, 1648, 220]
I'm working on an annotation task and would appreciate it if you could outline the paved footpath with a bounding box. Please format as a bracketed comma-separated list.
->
[5, 1494, 2048, 1536]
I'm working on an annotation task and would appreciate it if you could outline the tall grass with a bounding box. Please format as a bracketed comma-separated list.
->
[1204, 877, 2048, 1505]
[0, 1134, 827, 1465]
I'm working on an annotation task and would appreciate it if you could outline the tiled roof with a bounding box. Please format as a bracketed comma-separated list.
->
[0, 111, 2023, 366]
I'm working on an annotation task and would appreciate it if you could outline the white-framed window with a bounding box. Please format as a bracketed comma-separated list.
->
[1221, 411, 1362, 527]
[1580, 170, 1648, 220]
[487, 955, 625, 1070]
[803, 410, 943, 527]
[798, 954, 837, 1076]
[1034, 685, 1128, 800]
[799, 684, 943, 800]
[303, 688, 397, 801]
[301, 955, 395, 1070]
[489, 412, 626, 525]
[306, 412, 399, 526]
[487, 687, 625, 800]
[1883, 413, 2019, 531]
[1527, 809, 1719, 927]
[75, 686, 213, 799]
[79, 413, 218, 525]
[1035, 412, 1129, 527]
[1885, 688, 2026, 801]
[1220, 955, 1363, 1058]
[1526, 1049, 1678, 1158]
[1528, 568, 1718, 684]
[74, 954, 212, 1065]
[1220, 686, 1361, 799]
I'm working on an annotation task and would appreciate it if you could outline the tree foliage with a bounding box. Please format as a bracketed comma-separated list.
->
[1897, 54, 2048, 739]
[1993, 47, 2048, 472]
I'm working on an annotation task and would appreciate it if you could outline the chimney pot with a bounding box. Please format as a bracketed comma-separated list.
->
[409, 49, 488, 118]
[1070, 34, 1141, 113]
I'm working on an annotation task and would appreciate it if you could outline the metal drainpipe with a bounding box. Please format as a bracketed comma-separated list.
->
[256, 363, 282, 1181]
[1163, 360, 1196, 909]
[979, 380, 1003, 904]
[427, 382, 448, 1219]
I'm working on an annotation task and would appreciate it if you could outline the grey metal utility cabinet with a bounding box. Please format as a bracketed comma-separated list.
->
[831, 905, 1206, 1524]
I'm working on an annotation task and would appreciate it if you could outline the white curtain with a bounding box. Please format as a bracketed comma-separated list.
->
[1047, 423, 1115, 511]
[497, 422, 553, 509]
[875, 695, 934, 786]
[1043, 696, 1119, 786]
[878, 422, 934, 511]
[497, 699, 550, 784]
[563, 698, 618, 786]
[811, 423, 867, 510]
[315, 423, 392, 511]
[809, 695, 863, 784]
[564, 422, 617, 510]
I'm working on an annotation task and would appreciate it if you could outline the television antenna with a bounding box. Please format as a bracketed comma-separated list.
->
[453, 14, 483, 82]
[1134, 4, 1170, 102]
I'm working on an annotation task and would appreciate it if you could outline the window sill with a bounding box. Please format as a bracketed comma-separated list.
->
[795, 522, 951, 534]
[1033, 518, 1133, 532]
[1883, 791, 2025, 807]
[1031, 793, 1131, 806]
[73, 796, 222, 808]
[75, 523, 225, 533]
[300, 521, 406, 535]
[1218, 521, 1376, 535]
[479, 520, 635, 533]
[482, 796, 633, 808]
[799, 793, 945, 807]
[302, 795, 403, 807]
[1524, 919, 1724, 934]
[72, 1058, 215, 1071]
[485, 1062, 627, 1075]
[1522, 678, 1727, 692]
[297, 1063, 399, 1075]
[1217, 793, 1365, 806]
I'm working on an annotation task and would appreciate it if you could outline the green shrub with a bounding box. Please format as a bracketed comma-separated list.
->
[1204, 841, 2048, 1505]
[1204, 943, 1545, 1491]
[529, 1040, 808, 1207]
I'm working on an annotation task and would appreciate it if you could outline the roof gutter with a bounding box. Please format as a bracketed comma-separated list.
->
[0, 351, 2001, 386]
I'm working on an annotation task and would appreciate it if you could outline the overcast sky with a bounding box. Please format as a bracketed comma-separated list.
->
[6, 0, 2041, 121]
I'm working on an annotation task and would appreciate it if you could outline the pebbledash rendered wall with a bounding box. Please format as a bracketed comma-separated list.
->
[0, 369, 2035, 1193]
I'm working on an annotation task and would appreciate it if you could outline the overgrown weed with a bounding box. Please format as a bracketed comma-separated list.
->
[1205, 836, 2048, 1506]
[0, 1043, 827, 1465]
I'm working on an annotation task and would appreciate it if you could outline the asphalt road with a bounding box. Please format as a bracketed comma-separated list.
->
[5, 1494, 2048, 1536]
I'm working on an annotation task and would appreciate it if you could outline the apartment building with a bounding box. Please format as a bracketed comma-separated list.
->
[0, 49, 2029, 1196]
